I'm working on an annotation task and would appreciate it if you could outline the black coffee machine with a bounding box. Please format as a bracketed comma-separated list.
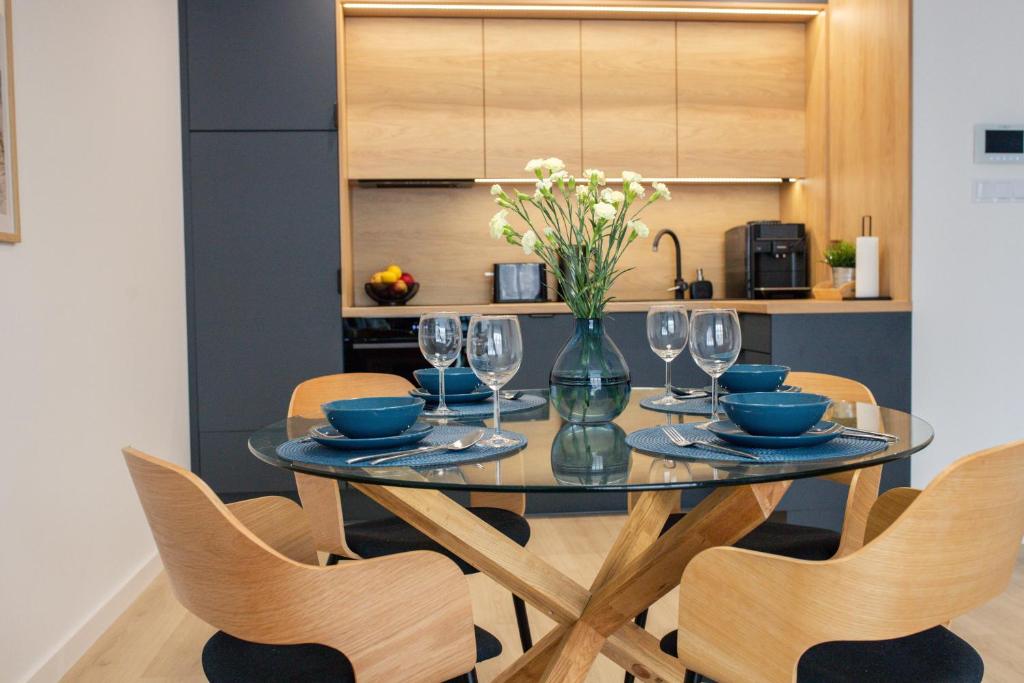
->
[724, 220, 810, 299]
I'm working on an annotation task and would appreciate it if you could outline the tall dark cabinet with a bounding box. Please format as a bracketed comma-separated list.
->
[181, 0, 341, 498]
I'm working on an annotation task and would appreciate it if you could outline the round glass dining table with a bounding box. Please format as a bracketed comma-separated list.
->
[248, 388, 934, 683]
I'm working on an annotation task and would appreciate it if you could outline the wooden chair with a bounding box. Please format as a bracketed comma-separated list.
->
[289, 372, 534, 652]
[659, 440, 1024, 682]
[624, 372, 880, 683]
[123, 447, 500, 683]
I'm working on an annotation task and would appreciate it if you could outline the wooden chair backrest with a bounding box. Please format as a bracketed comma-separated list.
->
[630, 372, 878, 526]
[123, 447, 476, 682]
[289, 372, 525, 555]
[289, 373, 417, 556]
[288, 372, 416, 418]
[676, 441, 1024, 683]
[787, 371, 875, 404]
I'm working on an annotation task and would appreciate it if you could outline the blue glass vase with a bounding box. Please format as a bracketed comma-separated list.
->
[549, 318, 631, 424]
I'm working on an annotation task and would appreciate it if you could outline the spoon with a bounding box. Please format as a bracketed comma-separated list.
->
[501, 390, 524, 400]
[349, 429, 486, 466]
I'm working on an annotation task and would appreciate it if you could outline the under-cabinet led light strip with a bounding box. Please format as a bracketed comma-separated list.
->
[343, 3, 821, 16]
[475, 178, 794, 184]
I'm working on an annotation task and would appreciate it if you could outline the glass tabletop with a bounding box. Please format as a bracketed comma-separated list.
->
[248, 388, 934, 493]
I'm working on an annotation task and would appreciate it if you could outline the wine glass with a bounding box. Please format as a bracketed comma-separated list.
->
[646, 304, 689, 405]
[688, 309, 742, 420]
[466, 315, 523, 447]
[418, 312, 463, 417]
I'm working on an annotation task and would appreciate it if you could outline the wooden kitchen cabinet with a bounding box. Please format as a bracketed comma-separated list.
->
[484, 19, 582, 177]
[344, 17, 485, 178]
[581, 21, 677, 177]
[827, 0, 911, 300]
[676, 21, 806, 178]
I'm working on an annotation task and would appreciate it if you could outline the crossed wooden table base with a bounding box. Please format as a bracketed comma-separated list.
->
[352, 479, 792, 682]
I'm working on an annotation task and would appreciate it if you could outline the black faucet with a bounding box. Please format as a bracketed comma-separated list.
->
[652, 229, 688, 300]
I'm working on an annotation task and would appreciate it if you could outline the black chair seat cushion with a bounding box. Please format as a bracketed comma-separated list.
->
[344, 507, 531, 574]
[662, 513, 840, 561]
[202, 625, 501, 683]
[658, 626, 984, 682]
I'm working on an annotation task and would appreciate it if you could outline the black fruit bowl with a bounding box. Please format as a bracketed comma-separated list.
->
[365, 282, 419, 306]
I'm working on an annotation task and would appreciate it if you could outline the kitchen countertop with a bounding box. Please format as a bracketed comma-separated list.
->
[341, 298, 912, 318]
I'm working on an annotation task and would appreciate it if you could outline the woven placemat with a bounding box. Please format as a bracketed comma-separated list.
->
[625, 423, 888, 464]
[425, 393, 547, 418]
[277, 425, 527, 468]
[640, 395, 718, 416]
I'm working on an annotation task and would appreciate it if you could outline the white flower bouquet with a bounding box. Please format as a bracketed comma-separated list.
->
[489, 157, 671, 320]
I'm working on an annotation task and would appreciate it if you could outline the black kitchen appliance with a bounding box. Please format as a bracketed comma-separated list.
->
[343, 317, 424, 382]
[724, 220, 810, 299]
[343, 316, 473, 382]
[493, 263, 548, 303]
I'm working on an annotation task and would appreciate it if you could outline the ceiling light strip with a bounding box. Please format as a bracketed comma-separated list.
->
[342, 3, 820, 17]
[475, 177, 792, 184]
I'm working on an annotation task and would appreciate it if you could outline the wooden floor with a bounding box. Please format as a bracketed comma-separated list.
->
[63, 514, 1024, 682]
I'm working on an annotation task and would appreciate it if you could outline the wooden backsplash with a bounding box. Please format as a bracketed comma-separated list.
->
[351, 183, 782, 306]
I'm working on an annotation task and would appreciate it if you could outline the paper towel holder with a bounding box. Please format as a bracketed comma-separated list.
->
[861, 215, 873, 237]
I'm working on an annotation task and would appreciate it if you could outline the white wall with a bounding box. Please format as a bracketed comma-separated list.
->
[912, 0, 1024, 486]
[0, 2, 187, 681]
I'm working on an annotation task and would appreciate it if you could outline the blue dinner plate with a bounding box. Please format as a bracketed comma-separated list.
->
[409, 386, 493, 404]
[308, 422, 433, 450]
[706, 420, 843, 449]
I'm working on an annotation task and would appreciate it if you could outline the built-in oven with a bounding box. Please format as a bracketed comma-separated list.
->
[343, 316, 471, 381]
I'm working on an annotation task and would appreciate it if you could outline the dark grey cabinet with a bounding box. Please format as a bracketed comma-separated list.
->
[188, 132, 342, 493]
[512, 315, 571, 389]
[182, 0, 344, 498]
[185, 0, 337, 131]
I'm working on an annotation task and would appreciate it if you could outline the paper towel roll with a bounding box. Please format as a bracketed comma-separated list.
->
[856, 402, 883, 432]
[856, 236, 879, 298]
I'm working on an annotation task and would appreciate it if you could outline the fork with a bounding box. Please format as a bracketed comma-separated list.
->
[660, 425, 760, 461]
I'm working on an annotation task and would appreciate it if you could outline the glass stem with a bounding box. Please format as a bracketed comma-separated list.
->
[664, 360, 672, 399]
[438, 367, 447, 412]
[711, 376, 719, 418]
[492, 386, 502, 436]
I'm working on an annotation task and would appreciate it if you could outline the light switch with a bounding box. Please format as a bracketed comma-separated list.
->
[973, 179, 1024, 202]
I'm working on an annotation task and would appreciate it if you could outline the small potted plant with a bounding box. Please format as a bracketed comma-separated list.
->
[823, 241, 856, 288]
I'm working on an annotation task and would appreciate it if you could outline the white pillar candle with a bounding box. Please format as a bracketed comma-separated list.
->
[856, 236, 880, 298]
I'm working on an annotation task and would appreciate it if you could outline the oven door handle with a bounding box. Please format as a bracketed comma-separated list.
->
[350, 342, 421, 350]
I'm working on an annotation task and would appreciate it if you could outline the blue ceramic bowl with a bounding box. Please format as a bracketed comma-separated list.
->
[719, 364, 790, 393]
[719, 392, 831, 437]
[414, 367, 481, 395]
[320, 396, 425, 438]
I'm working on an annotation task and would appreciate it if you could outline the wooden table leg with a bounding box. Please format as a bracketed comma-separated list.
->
[592, 490, 681, 590]
[539, 482, 792, 683]
[535, 490, 680, 682]
[604, 623, 685, 683]
[353, 483, 589, 624]
[584, 482, 790, 636]
[353, 481, 790, 683]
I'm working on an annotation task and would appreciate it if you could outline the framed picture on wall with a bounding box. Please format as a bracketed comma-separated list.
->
[0, 0, 19, 243]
